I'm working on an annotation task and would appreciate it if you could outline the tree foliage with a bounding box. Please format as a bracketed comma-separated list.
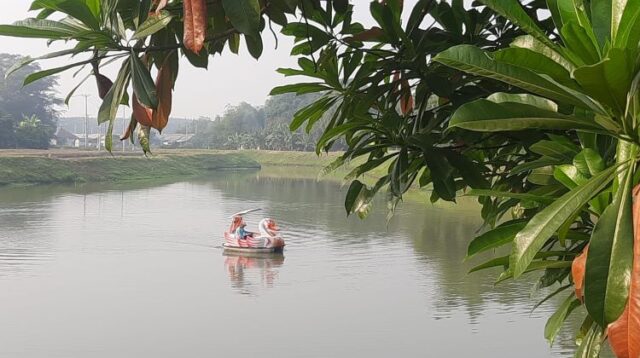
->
[0, 54, 58, 148]
[190, 93, 334, 151]
[5, 0, 640, 356]
[272, 0, 640, 356]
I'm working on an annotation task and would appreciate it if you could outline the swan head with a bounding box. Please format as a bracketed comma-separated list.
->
[259, 218, 279, 236]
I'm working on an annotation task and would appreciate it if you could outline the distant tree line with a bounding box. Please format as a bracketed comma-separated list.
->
[0, 54, 58, 149]
[189, 93, 343, 151]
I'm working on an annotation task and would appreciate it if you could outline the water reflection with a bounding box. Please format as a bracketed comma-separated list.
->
[223, 251, 285, 295]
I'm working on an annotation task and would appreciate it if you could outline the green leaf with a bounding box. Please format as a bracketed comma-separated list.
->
[479, 0, 560, 52]
[554, 164, 588, 189]
[591, 1, 612, 48]
[466, 220, 526, 259]
[573, 48, 634, 115]
[97, 59, 130, 124]
[5, 48, 80, 79]
[470, 255, 571, 274]
[270, 83, 330, 96]
[466, 189, 554, 204]
[529, 139, 578, 161]
[613, 0, 640, 50]
[0, 17, 83, 39]
[183, 47, 208, 69]
[105, 114, 115, 153]
[345, 179, 363, 216]
[130, 52, 158, 109]
[509, 164, 620, 278]
[560, 21, 600, 65]
[434, 45, 597, 109]
[423, 148, 456, 202]
[531, 284, 571, 312]
[30, 0, 100, 30]
[544, 294, 581, 345]
[574, 324, 603, 358]
[511, 157, 562, 175]
[511, 35, 574, 70]
[449, 99, 604, 132]
[131, 10, 173, 40]
[584, 162, 635, 327]
[493, 48, 574, 87]
[574, 148, 605, 177]
[529, 166, 557, 186]
[222, 0, 261, 37]
[245, 33, 264, 59]
[487, 92, 558, 112]
[289, 96, 336, 131]
[443, 151, 489, 189]
[23, 57, 96, 86]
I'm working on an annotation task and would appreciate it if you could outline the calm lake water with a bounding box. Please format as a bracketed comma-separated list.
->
[0, 170, 607, 357]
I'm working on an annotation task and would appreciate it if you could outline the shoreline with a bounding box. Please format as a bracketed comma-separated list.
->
[0, 150, 261, 186]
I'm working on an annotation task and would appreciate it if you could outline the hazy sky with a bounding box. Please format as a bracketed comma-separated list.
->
[0, 1, 392, 119]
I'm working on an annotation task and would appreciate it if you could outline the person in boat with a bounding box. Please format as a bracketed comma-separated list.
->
[231, 216, 256, 240]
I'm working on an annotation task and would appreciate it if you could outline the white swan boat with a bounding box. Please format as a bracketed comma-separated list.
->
[223, 210, 285, 253]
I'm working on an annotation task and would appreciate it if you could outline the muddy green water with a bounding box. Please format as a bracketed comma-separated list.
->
[0, 170, 606, 357]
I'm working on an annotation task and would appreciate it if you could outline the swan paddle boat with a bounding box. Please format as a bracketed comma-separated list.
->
[223, 209, 285, 253]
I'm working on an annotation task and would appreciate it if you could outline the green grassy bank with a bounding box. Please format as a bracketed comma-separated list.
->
[0, 152, 259, 186]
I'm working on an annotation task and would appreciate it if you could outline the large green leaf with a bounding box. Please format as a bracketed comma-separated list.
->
[574, 324, 603, 358]
[466, 189, 555, 204]
[560, 21, 600, 65]
[222, 0, 261, 37]
[5, 48, 80, 79]
[544, 294, 581, 345]
[434, 45, 594, 108]
[591, 1, 612, 48]
[529, 139, 578, 161]
[584, 161, 635, 327]
[613, 0, 640, 50]
[511, 35, 574, 71]
[131, 10, 172, 40]
[574, 148, 605, 177]
[493, 48, 574, 87]
[486, 92, 558, 111]
[23, 57, 96, 86]
[30, 0, 100, 30]
[554, 164, 588, 189]
[97, 59, 130, 124]
[130, 52, 158, 109]
[466, 220, 526, 259]
[573, 48, 634, 115]
[509, 164, 620, 278]
[270, 83, 331, 96]
[479, 0, 560, 52]
[449, 99, 604, 132]
[0, 17, 82, 39]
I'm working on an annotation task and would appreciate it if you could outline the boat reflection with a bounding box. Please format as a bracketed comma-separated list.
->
[223, 251, 285, 295]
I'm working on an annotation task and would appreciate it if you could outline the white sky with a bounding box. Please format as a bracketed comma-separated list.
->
[0, 1, 408, 119]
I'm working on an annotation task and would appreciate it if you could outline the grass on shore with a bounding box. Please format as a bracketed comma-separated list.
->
[0, 153, 259, 186]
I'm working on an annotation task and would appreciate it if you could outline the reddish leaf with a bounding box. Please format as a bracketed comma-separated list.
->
[572, 244, 589, 302]
[183, 0, 207, 53]
[132, 94, 153, 126]
[120, 122, 132, 140]
[608, 184, 640, 358]
[95, 74, 113, 99]
[151, 57, 174, 132]
[400, 76, 414, 115]
[154, 0, 169, 13]
[350, 27, 384, 42]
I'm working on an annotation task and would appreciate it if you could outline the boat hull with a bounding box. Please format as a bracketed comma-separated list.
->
[223, 232, 285, 252]
[222, 244, 284, 254]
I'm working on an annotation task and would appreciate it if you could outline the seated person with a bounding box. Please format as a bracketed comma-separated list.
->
[235, 222, 255, 240]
